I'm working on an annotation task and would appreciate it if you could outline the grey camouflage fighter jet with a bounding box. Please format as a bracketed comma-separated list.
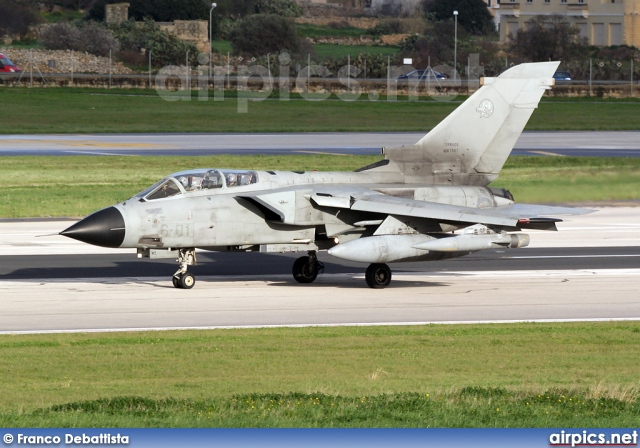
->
[61, 61, 591, 289]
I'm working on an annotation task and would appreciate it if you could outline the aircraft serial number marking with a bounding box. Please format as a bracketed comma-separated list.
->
[443, 142, 459, 153]
[160, 224, 193, 238]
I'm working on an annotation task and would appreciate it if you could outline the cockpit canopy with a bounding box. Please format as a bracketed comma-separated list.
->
[136, 169, 258, 201]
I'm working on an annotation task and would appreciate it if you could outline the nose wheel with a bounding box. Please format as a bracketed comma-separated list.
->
[173, 272, 195, 289]
[172, 248, 197, 289]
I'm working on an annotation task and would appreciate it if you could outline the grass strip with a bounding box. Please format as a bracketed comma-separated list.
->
[0, 322, 638, 427]
[2, 390, 639, 427]
[1, 155, 639, 218]
[1, 88, 640, 134]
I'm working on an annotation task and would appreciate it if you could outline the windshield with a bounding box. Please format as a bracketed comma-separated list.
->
[145, 179, 182, 201]
[0, 57, 14, 66]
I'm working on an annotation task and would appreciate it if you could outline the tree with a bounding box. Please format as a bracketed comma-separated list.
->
[423, 0, 495, 35]
[214, 0, 259, 19]
[509, 15, 589, 62]
[41, 22, 119, 56]
[229, 14, 299, 56]
[41, 23, 83, 50]
[402, 19, 472, 66]
[0, 0, 41, 37]
[254, 0, 302, 17]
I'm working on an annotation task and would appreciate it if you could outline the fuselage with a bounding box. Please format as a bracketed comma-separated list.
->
[61, 167, 515, 259]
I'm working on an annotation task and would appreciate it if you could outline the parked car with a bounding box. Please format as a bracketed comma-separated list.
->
[553, 71, 572, 81]
[396, 70, 449, 81]
[0, 53, 22, 73]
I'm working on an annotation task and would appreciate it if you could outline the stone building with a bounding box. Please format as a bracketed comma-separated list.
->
[158, 21, 209, 52]
[105, 3, 130, 24]
[497, 0, 640, 47]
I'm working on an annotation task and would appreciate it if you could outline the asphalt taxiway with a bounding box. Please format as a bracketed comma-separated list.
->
[1, 207, 639, 334]
[1, 131, 640, 157]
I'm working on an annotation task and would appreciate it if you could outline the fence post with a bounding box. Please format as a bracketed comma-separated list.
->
[348, 54, 351, 90]
[589, 58, 593, 96]
[109, 50, 112, 89]
[186, 50, 189, 94]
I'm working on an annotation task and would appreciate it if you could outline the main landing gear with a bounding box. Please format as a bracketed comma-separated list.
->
[292, 252, 392, 289]
[172, 248, 197, 289]
[292, 251, 324, 284]
[365, 263, 392, 289]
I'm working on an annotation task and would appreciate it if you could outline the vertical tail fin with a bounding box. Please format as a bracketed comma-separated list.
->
[382, 61, 559, 186]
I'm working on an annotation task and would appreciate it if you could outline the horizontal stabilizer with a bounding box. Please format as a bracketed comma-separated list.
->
[349, 194, 593, 228]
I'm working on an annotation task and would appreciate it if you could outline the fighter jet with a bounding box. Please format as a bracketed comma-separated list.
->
[60, 61, 590, 289]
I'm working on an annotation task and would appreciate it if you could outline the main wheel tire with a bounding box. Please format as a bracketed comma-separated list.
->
[179, 272, 196, 289]
[365, 263, 392, 289]
[172, 276, 182, 289]
[292, 256, 318, 284]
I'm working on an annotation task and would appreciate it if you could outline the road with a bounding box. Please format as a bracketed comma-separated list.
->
[1, 131, 640, 157]
[1, 207, 639, 334]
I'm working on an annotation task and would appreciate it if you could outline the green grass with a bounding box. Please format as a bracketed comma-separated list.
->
[4, 390, 639, 427]
[0, 322, 639, 427]
[495, 156, 640, 203]
[211, 39, 232, 54]
[1, 155, 638, 218]
[296, 23, 371, 39]
[40, 10, 84, 23]
[312, 44, 400, 60]
[1, 88, 640, 134]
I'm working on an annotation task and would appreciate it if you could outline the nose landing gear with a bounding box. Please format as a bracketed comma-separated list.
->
[173, 248, 197, 289]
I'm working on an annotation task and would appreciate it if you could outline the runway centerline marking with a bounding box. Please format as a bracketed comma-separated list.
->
[528, 150, 565, 157]
[64, 151, 136, 156]
[294, 150, 353, 156]
[508, 254, 640, 259]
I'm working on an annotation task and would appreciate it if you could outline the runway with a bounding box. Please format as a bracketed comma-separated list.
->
[1, 131, 640, 157]
[1, 207, 639, 334]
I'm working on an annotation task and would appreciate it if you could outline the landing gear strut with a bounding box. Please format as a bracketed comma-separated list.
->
[292, 251, 324, 284]
[365, 263, 392, 289]
[173, 248, 197, 289]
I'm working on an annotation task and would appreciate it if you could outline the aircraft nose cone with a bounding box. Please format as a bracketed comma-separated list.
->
[60, 206, 125, 248]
